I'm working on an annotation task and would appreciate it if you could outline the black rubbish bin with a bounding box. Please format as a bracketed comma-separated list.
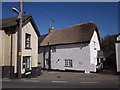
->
[31, 67, 38, 78]
[38, 66, 42, 76]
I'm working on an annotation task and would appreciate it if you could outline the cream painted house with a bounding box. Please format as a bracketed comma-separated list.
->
[115, 34, 120, 73]
[0, 15, 40, 78]
[38, 22, 104, 73]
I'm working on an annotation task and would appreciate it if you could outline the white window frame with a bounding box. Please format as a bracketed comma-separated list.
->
[23, 56, 31, 71]
[65, 59, 73, 67]
[25, 33, 31, 49]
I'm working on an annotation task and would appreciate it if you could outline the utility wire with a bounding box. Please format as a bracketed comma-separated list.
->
[50, 5, 116, 35]
[24, 3, 116, 35]
[35, 4, 85, 23]
[36, 4, 116, 35]
[30, 3, 64, 29]
[98, 26, 116, 35]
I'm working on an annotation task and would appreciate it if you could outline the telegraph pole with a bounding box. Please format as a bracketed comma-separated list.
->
[17, 0, 23, 78]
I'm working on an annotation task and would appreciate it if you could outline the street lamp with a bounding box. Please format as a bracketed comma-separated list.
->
[12, 0, 23, 78]
[12, 8, 19, 14]
[12, 7, 21, 19]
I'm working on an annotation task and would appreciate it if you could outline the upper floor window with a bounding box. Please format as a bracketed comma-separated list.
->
[93, 41, 97, 50]
[25, 33, 31, 49]
[51, 46, 56, 52]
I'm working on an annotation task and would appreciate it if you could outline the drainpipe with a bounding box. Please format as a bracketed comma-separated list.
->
[48, 42, 51, 70]
[10, 32, 13, 79]
[43, 47, 45, 69]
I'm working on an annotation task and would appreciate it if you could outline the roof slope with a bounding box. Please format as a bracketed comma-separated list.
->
[0, 15, 40, 36]
[1, 15, 30, 28]
[39, 22, 99, 46]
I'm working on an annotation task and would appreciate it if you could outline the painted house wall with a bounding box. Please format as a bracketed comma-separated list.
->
[117, 35, 120, 41]
[50, 43, 91, 72]
[0, 29, 18, 74]
[1, 30, 11, 66]
[21, 21, 38, 74]
[89, 31, 100, 72]
[0, 21, 38, 75]
[0, 30, 5, 66]
[38, 31, 100, 73]
[12, 32, 18, 73]
[38, 47, 50, 69]
[38, 47, 44, 68]
[116, 35, 120, 72]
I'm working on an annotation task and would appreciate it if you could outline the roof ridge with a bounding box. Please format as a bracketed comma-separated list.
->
[62, 21, 96, 29]
[47, 21, 96, 34]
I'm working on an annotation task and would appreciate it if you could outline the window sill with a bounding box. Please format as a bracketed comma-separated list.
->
[64, 66, 73, 68]
[25, 48, 32, 50]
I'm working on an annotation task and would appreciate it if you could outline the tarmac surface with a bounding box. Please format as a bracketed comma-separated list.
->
[2, 70, 120, 89]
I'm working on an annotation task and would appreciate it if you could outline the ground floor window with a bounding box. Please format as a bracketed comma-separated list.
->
[65, 59, 73, 67]
[23, 56, 30, 71]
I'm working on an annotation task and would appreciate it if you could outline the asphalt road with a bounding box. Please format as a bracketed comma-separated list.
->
[1, 70, 120, 89]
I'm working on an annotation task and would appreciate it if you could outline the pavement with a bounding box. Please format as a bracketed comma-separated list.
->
[2, 70, 120, 89]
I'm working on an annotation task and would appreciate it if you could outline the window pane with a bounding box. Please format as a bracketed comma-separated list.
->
[26, 57, 29, 69]
[23, 65, 25, 68]
[25, 33, 31, 48]
[65, 59, 72, 67]
[23, 56, 30, 70]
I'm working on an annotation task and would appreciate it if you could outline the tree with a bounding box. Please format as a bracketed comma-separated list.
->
[101, 35, 117, 71]
[101, 35, 117, 54]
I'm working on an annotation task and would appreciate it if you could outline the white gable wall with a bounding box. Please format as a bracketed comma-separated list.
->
[11, 31, 18, 73]
[89, 31, 100, 72]
[0, 30, 18, 73]
[0, 30, 4, 66]
[22, 21, 38, 74]
[117, 35, 120, 41]
[38, 30, 100, 73]
[116, 35, 120, 72]
[50, 43, 91, 73]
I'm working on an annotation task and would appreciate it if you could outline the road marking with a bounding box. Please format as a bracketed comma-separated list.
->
[72, 73, 82, 74]
[48, 72, 60, 74]
[23, 79, 39, 82]
[52, 81, 68, 83]
[2, 79, 11, 81]
[80, 81, 100, 84]
[30, 81, 39, 82]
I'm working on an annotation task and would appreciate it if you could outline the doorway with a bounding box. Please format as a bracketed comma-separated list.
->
[44, 46, 51, 70]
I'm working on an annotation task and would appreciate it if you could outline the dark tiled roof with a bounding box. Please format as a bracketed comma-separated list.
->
[0, 15, 30, 29]
[39, 34, 48, 44]
[0, 14, 40, 36]
[39, 22, 100, 46]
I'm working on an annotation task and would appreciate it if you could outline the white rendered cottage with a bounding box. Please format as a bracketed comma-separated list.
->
[115, 34, 120, 73]
[38, 22, 103, 73]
